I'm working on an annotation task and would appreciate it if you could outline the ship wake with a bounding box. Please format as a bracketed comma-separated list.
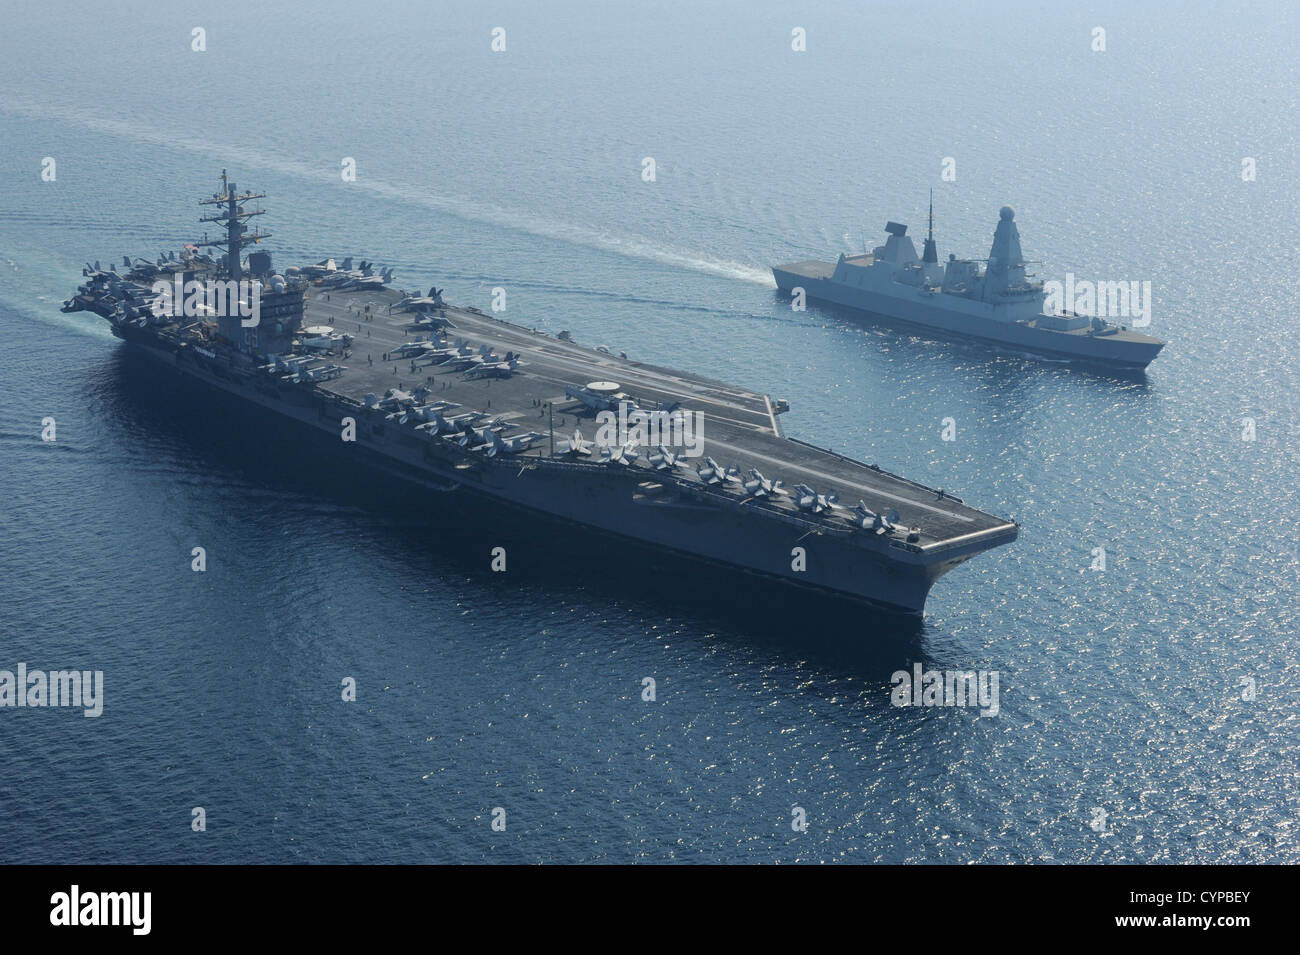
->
[2, 98, 775, 288]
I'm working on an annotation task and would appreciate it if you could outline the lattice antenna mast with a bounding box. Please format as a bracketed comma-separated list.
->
[198, 169, 270, 281]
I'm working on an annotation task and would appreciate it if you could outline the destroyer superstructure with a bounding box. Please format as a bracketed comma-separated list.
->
[773, 201, 1165, 369]
[63, 173, 1019, 617]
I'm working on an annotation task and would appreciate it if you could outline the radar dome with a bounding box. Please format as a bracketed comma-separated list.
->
[999, 205, 1015, 221]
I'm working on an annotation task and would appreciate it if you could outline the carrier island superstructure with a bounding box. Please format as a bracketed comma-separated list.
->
[62, 173, 1019, 617]
[773, 202, 1166, 369]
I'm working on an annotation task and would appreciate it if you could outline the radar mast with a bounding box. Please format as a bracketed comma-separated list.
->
[198, 170, 271, 281]
[922, 189, 938, 264]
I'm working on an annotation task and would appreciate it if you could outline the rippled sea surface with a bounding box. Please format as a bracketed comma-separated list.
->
[1, 0, 1296, 863]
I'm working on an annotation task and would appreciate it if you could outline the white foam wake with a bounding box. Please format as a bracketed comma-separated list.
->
[2, 97, 775, 288]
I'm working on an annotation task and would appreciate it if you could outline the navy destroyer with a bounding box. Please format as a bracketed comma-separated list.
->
[773, 200, 1165, 369]
[62, 173, 1018, 616]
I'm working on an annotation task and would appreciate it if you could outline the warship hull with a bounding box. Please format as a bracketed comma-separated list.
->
[63, 175, 1018, 621]
[773, 262, 1164, 369]
[110, 315, 1007, 617]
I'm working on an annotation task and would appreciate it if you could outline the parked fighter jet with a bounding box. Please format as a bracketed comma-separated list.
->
[409, 339, 470, 365]
[695, 457, 738, 485]
[463, 354, 524, 379]
[336, 267, 393, 291]
[410, 311, 456, 332]
[558, 428, 594, 456]
[648, 445, 685, 471]
[792, 484, 840, 514]
[455, 422, 507, 450]
[396, 401, 454, 425]
[481, 430, 544, 456]
[851, 501, 900, 535]
[262, 354, 315, 375]
[412, 409, 482, 435]
[126, 258, 162, 281]
[375, 388, 415, 411]
[318, 258, 369, 287]
[599, 440, 641, 466]
[442, 344, 498, 370]
[396, 286, 447, 312]
[743, 469, 787, 498]
[299, 363, 346, 383]
[390, 338, 442, 359]
[298, 258, 339, 279]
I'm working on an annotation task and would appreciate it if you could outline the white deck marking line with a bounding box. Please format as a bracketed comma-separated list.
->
[764, 395, 783, 438]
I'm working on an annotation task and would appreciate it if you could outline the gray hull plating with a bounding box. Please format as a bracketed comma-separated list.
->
[118, 328, 969, 615]
[773, 206, 1165, 369]
[773, 265, 1164, 368]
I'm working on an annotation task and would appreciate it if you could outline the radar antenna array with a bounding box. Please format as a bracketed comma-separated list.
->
[197, 169, 271, 281]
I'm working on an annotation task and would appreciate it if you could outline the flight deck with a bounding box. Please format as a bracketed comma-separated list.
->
[305, 283, 1011, 551]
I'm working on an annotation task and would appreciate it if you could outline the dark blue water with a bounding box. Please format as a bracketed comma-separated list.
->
[1, 0, 1296, 863]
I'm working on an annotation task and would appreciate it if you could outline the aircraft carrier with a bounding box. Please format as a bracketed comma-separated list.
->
[62, 173, 1019, 617]
[774, 200, 1166, 369]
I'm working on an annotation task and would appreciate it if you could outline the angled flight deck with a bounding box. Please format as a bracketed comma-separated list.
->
[310, 285, 1008, 551]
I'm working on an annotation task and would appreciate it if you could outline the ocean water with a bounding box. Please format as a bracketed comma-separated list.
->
[0, 0, 1296, 863]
